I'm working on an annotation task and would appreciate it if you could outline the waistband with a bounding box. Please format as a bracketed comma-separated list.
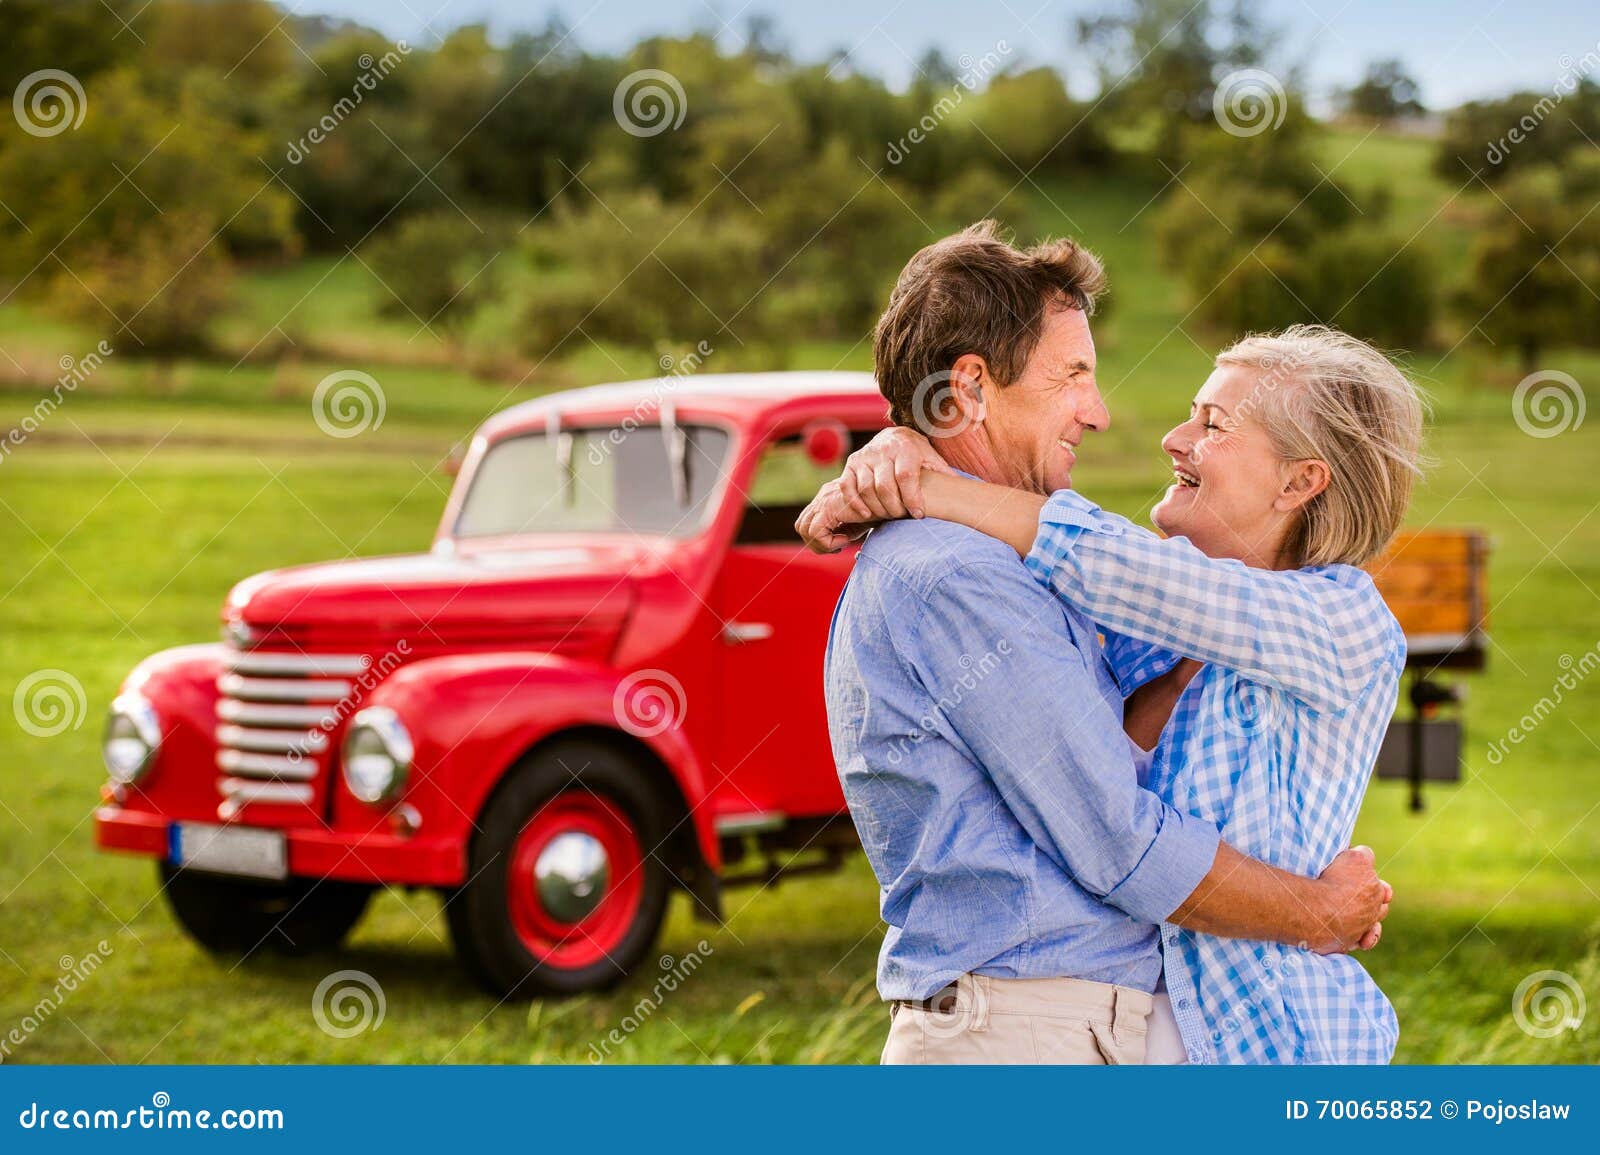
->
[897, 973, 1153, 1035]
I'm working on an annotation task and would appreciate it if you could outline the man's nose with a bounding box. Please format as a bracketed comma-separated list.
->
[1079, 383, 1110, 432]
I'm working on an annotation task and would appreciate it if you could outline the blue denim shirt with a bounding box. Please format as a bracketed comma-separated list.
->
[825, 515, 1222, 1002]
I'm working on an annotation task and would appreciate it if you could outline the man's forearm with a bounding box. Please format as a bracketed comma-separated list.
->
[1168, 843, 1347, 952]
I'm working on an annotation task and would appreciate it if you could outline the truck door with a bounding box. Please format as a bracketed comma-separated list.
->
[709, 425, 872, 820]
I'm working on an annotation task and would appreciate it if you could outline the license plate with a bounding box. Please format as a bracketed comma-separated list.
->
[169, 822, 288, 881]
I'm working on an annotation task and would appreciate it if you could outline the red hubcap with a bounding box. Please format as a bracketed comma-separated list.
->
[507, 792, 643, 968]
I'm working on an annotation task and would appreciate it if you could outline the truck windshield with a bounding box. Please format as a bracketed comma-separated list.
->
[453, 424, 731, 539]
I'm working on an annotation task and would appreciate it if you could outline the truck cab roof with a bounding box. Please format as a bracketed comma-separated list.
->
[479, 371, 886, 441]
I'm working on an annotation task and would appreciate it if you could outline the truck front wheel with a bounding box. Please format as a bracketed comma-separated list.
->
[446, 739, 671, 998]
[158, 863, 374, 956]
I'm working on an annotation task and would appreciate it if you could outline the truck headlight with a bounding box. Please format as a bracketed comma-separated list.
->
[103, 694, 161, 785]
[342, 707, 413, 804]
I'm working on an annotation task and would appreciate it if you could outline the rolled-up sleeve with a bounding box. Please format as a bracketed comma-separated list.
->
[899, 558, 1220, 924]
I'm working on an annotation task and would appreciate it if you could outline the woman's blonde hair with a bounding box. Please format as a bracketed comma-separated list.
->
[1216, 325, 1426, 567]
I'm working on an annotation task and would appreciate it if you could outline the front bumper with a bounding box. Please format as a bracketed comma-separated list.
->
[95, 805, 465, 887]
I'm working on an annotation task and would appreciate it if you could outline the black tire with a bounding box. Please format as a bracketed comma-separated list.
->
[446, 738, 671, 998]
[158, 862, 374, 957]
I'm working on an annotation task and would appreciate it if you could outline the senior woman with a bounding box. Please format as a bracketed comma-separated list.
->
[798, 325, 1425, 1064]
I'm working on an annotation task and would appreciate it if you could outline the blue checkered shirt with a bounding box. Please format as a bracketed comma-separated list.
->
[1025, 490, 1403, 1064]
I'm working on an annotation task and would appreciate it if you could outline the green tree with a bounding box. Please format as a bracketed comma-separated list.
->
[1340, 58, 1424, 122]
[1453, 163, 1600, 369]
[516, 191, 779, 360]
[1433, 82, 1600, 183]
[967, 68, 1109, 174]
[53, 212, 234, 354]
[1076, 0, 1277, 161]
[1150, 108, 1437, 345]
[143, 0, 295, 89]
[0, 68, 297, 348]
[1154, 107, 1363, 283]
[361, 210, 512, 332]
[763, 138, 927, 337]
[276, 30, 443, 250]
[1300, 229, 1436, 348]
[0, 0, 134, 95]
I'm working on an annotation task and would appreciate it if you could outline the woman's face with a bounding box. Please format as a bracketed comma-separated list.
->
[1152, 365, 1309, 568]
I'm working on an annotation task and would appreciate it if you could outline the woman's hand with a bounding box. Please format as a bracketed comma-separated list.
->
[793, 479, 876, 554]
[837, 426, 954, 521]
[795, 427, 954, 553]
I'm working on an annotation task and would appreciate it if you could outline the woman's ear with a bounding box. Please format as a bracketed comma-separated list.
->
[949, 353, 989, 426]
[1275, 459, 1331, 512]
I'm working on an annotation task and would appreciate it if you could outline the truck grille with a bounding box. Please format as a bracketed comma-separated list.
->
[214, 649, 372, 819]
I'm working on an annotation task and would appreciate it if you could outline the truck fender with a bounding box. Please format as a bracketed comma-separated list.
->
[344, 652, 722, 872]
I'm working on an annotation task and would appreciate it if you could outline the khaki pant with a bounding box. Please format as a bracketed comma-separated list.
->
[880, 973, 1152, 1065]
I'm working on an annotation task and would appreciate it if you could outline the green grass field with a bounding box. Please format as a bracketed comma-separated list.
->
[2, 132, 1596, 1064]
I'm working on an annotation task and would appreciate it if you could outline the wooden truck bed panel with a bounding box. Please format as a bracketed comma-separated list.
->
[1366, 529, 1490, 669]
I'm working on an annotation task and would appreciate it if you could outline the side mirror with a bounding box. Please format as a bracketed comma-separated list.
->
[801, 419, 849, 468]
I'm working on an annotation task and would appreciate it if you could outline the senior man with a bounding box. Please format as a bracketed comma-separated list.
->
[805, 222, 1387, 1064]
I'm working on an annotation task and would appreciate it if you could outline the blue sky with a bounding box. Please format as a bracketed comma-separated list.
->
[297, 0, 1598, 109]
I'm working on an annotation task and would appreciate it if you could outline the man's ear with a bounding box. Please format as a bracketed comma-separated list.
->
[1275, 459, 1331, 512]
[949, 353, 988, 426]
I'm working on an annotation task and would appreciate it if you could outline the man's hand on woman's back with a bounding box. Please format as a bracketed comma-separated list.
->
[1168, 842, 1392, 955]
[1314, 845, 1392, 953]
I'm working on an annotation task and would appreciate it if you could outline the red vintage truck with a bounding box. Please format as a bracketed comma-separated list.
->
[94, 370, 1485, 997]
[95, 372, 888, 996]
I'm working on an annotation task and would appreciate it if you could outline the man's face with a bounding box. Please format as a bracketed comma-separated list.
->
[980, 305, 1108, 494]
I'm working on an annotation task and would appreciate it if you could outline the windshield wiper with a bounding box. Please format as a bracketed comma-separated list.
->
[660, 399, 690, 507]
[548, 410, 576, 506]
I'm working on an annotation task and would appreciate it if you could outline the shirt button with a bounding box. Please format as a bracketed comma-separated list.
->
[1177, 997, 1191, 1010]
[1187, 1048, 1203, 1063]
